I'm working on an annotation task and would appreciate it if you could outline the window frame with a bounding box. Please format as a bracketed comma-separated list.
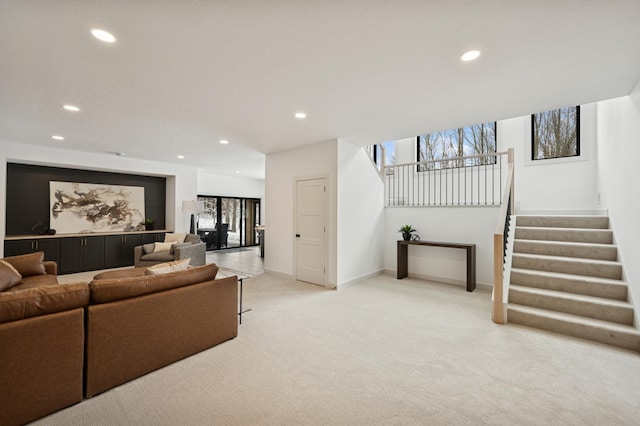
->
[531, 106, 580, 161]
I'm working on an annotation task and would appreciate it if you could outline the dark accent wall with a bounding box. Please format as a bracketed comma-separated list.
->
[5, 163, 166, 236]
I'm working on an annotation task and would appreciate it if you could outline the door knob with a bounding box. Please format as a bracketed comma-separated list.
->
[295, 234, 300, 237]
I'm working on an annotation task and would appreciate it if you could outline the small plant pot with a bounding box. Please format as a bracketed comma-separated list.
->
[402, 232, 411, 241]
[145, 224, 155, 231]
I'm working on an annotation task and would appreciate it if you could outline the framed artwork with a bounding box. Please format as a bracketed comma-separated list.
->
[50, 181, 145, 234]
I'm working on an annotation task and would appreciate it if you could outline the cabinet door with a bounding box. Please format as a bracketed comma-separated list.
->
[122, 234, 141, 266]
[4, 240, 36, 257]
[4, 239, 60, 264]
[140, 232, 166, 244]
[60, 238, 84, 274]
[83, 236, 105, 271]
[104, 235, 124, 268]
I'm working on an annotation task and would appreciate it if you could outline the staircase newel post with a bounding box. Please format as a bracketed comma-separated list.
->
[493, 232, 505, 324]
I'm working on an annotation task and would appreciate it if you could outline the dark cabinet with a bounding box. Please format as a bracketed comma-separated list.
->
[4, 238, 60, 265]
[5, 231, 168, 274]
[105, 234, 141, 268]
[140, 232, 165, 245]
[59, 236, 105, 274]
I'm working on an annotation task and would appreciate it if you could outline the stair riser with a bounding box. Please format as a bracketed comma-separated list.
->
[510, 270, 628, 301]
[509, 289, 633, 325]
[512, 256, 622, 280]
[514, 228, 613, 244]
[516, 216, 609, 229]
[513, 240, 617, 261]
[508, 309, 640, 351]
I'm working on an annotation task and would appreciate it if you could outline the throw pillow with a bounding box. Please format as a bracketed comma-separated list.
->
[153, 242, 174, 253]
[142, 243, 156, 254]
[164, 233, 187, 243]
[0, 259, 23, 292]
[3, 251, 47, 277]
[144, 258, 191, 275]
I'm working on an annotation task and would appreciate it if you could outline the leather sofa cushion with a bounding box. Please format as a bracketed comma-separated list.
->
[0, 260, 22, 292]
[3, 252, 47, 277]
[0, 282, 90, 324]
[11, 274, 59, 291]
[90, 263, 219, 304]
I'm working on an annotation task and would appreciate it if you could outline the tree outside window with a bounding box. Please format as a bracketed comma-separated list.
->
[417, 122, 496, 171]
[531, 106, 580, 160]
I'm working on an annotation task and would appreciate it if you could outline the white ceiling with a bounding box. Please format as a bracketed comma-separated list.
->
[2, 1, 640, 180]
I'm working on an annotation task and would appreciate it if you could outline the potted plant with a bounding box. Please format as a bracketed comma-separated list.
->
[144, 218, 156, 230]
[398, 225, 416, 241]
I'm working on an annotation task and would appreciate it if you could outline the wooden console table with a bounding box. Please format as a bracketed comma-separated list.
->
[397, 240, 476, 292]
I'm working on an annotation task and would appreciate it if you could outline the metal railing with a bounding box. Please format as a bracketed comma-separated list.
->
[492, 148, 514, 324]
[383, 151, 510, 207]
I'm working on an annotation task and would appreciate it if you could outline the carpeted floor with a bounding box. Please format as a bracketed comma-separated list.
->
[36, 272, 640, 425]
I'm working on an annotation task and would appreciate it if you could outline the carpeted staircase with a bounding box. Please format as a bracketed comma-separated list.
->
[506, 215, 640, 351]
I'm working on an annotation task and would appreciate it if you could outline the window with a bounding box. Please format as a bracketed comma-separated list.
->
[416, 122, 496, 170]
[531, 106, 580, 160]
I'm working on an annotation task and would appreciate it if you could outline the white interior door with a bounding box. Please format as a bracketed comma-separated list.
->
[295, 177, 326, 285]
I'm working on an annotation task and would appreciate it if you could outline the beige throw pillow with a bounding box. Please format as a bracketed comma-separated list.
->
[164, 233, 187, 243]
[144, 258, 191, 275]
[153, 242, 174, 252]
[0, 259, 23, 292]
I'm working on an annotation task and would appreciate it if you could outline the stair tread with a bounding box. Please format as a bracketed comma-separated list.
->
[508, 304, 640, 333]
[513, 252, 621, 266]
[509, 284, 632, 308]
[510, 268, 627, 287]
[514, 239, 615, 248]
[516, 226, 611, 232]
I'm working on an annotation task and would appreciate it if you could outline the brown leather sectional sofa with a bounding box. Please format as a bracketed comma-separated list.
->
[0, 252, 238, 426]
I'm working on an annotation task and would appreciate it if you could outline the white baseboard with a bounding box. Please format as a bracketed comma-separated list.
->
[337, 269, 385, 289]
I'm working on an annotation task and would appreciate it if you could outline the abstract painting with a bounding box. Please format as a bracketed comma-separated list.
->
[50, 181, 145, 234]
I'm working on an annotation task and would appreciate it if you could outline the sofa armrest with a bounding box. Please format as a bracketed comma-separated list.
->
[43, 261, 58, 276]
[174, 242, 206, 266]
[133, 245, 144, 263]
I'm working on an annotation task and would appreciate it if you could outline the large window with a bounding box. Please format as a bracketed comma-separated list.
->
[196, 195, 261, 250]
[531, 106, 580, 160]
[417, 122, 496, 170]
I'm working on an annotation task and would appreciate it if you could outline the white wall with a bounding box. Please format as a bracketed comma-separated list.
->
[384, 206, 499, 287]
[197, 169, 265, 223]
[596, 80, 640, 310]
[0, 140, 198, 256]
[336, 139, 385, 286]
[499, 103, 599, 213]
[264, 140, 338, 286]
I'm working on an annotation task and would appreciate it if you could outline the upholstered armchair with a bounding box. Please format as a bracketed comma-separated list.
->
[134, 234, 206, 267]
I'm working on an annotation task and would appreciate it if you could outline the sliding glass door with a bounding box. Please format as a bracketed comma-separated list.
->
[197, 195, 260, 250]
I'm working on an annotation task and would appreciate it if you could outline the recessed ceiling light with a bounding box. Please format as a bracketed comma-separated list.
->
[461, 50, 481, 62]
[62, 104, 80, 112]
[177, 155, 185, 159]
[219, 140, 229, 144]
[235, 170, 240, 174]
[51, 135, 64, 140]
[91, 29, 116, 43]
[295, 112, 306, 119]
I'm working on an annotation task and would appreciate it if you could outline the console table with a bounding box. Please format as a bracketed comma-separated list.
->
[397, 240, 476, 292]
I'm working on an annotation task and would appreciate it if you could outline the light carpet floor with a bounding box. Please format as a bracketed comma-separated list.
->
[36, 273, 640, 425]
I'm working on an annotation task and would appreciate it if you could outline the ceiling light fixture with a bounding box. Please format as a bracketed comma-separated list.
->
[177, 155, 185, 159]
[219, 140, 229, 144]
[91, 29, 116, 43]
[235, 170, 240, 174]
[51, 135, 64, 140]
[294, 112, 306, 119]
[460, 50, 481, 62]
[62, 104, 80, 112]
